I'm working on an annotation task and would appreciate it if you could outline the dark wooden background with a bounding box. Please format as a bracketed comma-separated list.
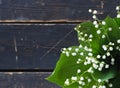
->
[0, 0, 120, 88]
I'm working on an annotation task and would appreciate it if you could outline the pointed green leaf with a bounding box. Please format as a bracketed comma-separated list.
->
[76, 22, 101, 54]
[92, 68, 116, 82]
[46, 46, 90, 87]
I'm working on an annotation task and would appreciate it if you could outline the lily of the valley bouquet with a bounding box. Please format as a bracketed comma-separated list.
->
[46, 6, 120, 88]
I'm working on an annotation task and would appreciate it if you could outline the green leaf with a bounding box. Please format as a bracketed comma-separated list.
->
[112, 71, 120, 88]
[92, 68, 116, 82]
[104, 17, 120, 41]
[46, 46, 111, 88]
[46, 46, 90, 87]
[76, 22, 101, 54]
[115, 17, 120, 25]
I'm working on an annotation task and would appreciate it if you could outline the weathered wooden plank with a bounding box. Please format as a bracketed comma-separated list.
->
[0, 0, 119, 22]
[0, 0, 102, 22]
[0, 72, 59, 88]
[102, 0, 120, 18]
[0, 23, 79, 69]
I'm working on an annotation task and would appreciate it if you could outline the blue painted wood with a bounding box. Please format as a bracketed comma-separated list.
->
[0, 0, 119, 22]
[0, 23, 79, 69]
[0, 72, 60, 88]
[103, 0, 120, 18]
[0, 0, 101, 21]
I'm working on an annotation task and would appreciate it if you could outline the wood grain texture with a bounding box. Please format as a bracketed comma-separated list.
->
[103, 0, 120, 18]
[0, 0, 102, 22]
[0, 23, 79, 70]
[0, 72, 59, 88]
[0, 0, 120, 22]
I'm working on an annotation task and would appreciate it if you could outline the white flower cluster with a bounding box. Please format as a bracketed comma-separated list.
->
[62, 6, 120, 88]
[63, 44, 115, 87]
[62, 46, 104, 87]
[63, 27, 120, 88]
[88, 9, 99, 28]
[116, 6, 120, 18]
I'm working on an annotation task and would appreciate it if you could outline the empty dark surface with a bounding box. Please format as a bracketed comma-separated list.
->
[0, 0, 120, 22]
[0, 23, 79, 69]
[0, 0, 100, 21]
[0, 72, 60, 88]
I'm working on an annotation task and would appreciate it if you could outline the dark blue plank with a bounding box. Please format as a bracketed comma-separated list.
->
[0, 23, 79, 69]
[0, 0, 101, 21]
[0, 72, 60, 88]
[103, 0, 120, 18]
